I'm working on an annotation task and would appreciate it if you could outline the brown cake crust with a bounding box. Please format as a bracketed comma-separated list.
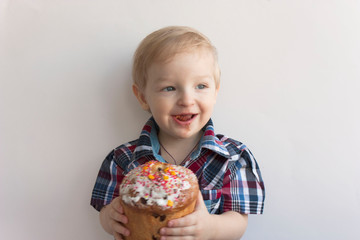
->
[119, 161, 199, 240]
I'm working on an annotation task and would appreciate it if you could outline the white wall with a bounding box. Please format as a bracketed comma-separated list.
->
[1, 1, 359, 239]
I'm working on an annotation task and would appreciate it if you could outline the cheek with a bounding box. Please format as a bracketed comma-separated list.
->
[203, 99, 217, 113]
[202, 94, 217, 105]
[148, 98, 169, 112]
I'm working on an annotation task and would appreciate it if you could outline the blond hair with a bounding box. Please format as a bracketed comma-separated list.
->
[132, 26, 220, 91]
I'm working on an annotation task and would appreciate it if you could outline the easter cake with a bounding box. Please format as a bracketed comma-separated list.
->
[119, 160, 199, 240]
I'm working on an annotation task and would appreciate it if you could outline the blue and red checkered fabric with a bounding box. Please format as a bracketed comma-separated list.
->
[91, 117, 265, 214]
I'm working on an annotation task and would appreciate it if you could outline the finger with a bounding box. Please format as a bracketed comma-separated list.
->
[112, 197, 125, 214]
[110, 211, 128, 224]
[161, 225, 196, 236]
[160, 236, 194, 240]
[113, 231, 123, 240]
[168, 213, 197, 228]
[168, 192, 204, 228]
[109, 206, 128, 224]
[195, 191, 206, 210]
[111, 221, 130, 237]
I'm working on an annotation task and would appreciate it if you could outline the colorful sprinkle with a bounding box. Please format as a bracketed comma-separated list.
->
[120, 160, 196, 209]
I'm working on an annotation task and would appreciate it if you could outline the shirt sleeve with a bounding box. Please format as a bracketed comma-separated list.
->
[90, 150, 125, 211]
[222, 147, 265, 214]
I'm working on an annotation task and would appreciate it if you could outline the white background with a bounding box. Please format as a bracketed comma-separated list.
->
[1, 1, 359, 239]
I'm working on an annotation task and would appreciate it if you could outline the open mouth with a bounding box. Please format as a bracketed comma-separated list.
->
[174, 114, 196, 122]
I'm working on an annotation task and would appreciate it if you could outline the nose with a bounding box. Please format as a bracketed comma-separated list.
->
[177, 88, 195, 107]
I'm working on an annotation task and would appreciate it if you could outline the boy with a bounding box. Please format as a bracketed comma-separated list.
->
[91, 26, 265, 240]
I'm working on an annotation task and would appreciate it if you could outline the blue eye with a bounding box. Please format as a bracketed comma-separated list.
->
[196, 84, 206, 89]
[163, 86, 175, 92]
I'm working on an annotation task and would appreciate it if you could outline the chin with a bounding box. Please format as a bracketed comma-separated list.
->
[177, 130, 201, 139]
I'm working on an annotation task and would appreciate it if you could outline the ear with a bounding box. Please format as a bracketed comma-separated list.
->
[132, 84, 150, 111]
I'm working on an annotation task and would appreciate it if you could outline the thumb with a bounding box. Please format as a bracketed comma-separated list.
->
[195, 190, 206, 211]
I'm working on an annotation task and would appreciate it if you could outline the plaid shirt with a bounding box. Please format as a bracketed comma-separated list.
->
[91, 117, 265, 214]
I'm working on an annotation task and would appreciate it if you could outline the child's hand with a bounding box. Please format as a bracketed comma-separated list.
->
[100, 197, 130, 240]
[159, 191, 214, 240]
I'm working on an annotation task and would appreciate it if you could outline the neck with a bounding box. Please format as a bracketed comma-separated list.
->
[158, 132, 202, 165]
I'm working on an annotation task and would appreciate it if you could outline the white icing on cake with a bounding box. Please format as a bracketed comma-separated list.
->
[120, 161, 195, 209]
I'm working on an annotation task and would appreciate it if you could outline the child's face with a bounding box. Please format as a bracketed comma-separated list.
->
[134, 49, 219, 143]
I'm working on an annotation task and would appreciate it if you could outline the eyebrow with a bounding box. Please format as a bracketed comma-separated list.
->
[154, 74, 214, 83]
[197, 75, 213, 78]
[159, 75, 212, 79]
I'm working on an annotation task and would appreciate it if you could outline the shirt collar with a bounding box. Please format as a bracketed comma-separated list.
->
[131, 117, 231, 164]
[199, 119, 231, 158]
